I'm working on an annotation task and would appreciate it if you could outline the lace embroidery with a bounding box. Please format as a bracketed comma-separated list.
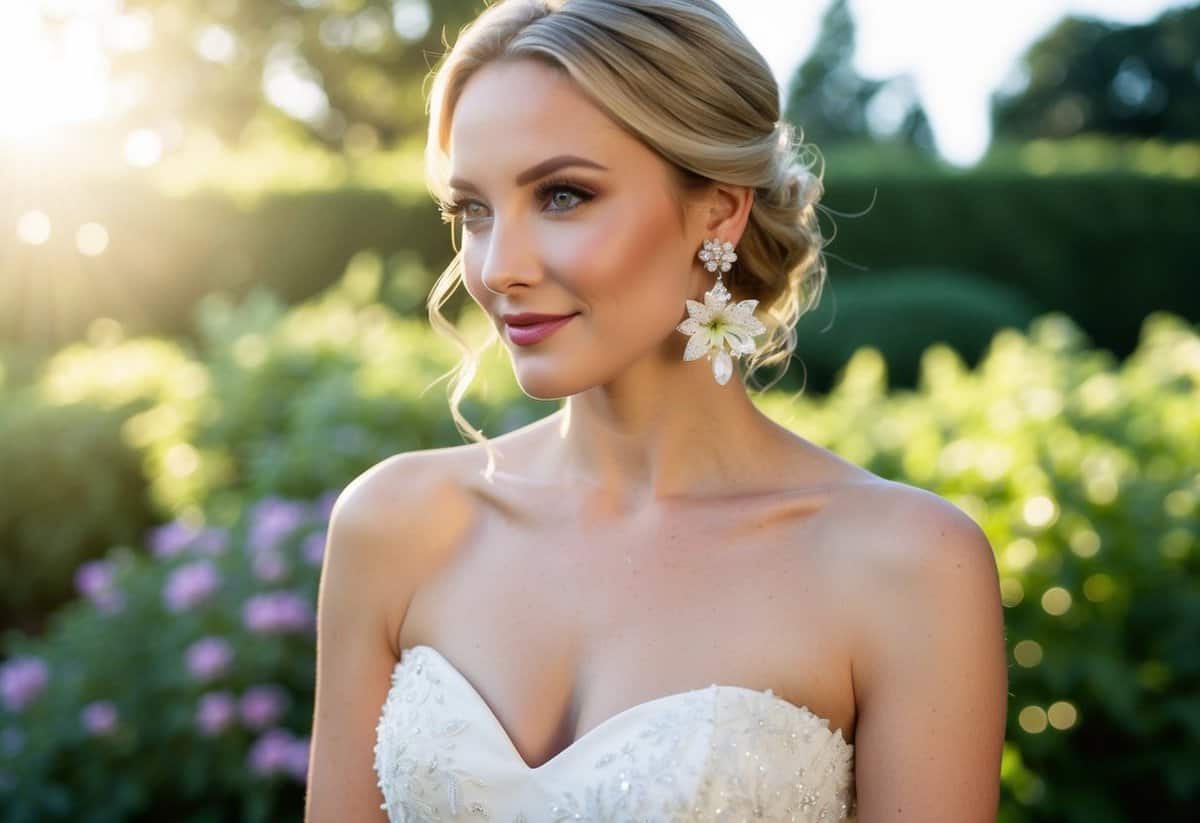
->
[374, 646, 857, 822]
[374, 649, 500, 821]
[546, 689, 711, 821]
[688, 686, 857, 821]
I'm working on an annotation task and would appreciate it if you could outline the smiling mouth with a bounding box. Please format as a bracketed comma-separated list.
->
[504, 313, 578, 345]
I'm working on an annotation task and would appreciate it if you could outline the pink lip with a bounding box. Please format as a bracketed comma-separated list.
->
[506, 314, 577, 346]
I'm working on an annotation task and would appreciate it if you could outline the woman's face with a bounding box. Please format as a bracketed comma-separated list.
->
[447, 58, 710, 400]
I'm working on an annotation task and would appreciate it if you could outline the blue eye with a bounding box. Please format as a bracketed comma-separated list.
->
[439, 177, 595, 232]
[535, 179, 594, 212]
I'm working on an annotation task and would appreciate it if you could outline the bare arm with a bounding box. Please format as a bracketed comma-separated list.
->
[850, 489, 1010, 821]
[304, 456, 427, 822]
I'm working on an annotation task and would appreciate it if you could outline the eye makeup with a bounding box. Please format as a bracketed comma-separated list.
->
[439, 176, 596, 227]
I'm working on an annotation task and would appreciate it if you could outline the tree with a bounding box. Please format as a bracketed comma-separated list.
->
[783, 0, 937, 156]
[991, 5, 1200, 141]
[45, 0, 488, 148]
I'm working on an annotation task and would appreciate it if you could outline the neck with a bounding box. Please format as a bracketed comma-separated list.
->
[528, 355, 793, 505]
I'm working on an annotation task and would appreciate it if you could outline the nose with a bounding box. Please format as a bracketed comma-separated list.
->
[479, 215, 541, 295]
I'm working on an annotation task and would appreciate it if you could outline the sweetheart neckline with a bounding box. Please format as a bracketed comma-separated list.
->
[392, 643, 853, 774]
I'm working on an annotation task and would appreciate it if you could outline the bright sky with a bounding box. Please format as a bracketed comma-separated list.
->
[0, 0, 1192, 167]
[721, 0, 1196, 165]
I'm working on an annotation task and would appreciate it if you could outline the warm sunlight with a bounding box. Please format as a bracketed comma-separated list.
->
[0, 1, 131, 142]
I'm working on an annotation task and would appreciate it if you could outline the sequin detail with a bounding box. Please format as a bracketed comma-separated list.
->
[374, 645, 856, 821]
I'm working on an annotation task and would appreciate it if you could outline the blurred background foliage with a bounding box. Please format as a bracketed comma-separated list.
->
[1, 0, 1198, 820]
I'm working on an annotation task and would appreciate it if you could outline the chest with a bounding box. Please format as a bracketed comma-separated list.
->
[394, 481, 859, 767]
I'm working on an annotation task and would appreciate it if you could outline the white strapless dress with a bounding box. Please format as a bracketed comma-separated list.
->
[374, 645, 856, 822]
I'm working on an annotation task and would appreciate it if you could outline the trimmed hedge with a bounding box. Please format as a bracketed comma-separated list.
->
[787, 266, 1044, 392]
[2, 162, 1196, 364]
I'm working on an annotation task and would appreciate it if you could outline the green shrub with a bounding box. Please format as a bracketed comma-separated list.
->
[0, 395, 154, 634]
[785, 267, 1043, 392]
[0, 494, 332, 823]
[29, 256, 553, 525]
[0, 263, 551, 629]
[3, 264, 1195, 820]
[757, 312, 1199, 821]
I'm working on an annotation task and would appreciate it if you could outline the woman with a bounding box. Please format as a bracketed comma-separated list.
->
[306, 1, 1009, 820]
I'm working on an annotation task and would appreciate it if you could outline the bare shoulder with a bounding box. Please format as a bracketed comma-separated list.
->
[830, 479, 1009, 820]
[830, 478, 997, 583]
[828, 479, 1003, 655]
[331, 446, 469, 538]
[307, 446, 480, 823]
[324, 445, 483, 648]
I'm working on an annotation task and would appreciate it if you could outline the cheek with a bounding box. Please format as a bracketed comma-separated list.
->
[563, 198, 685, 315]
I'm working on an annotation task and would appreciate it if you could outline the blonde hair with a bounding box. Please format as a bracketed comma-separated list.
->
[422, 0, 829, 476]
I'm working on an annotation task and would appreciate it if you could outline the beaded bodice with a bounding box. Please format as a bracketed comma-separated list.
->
[374, 645, 856, 822]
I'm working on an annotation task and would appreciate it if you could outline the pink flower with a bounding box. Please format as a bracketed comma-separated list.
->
[185, 637, 234, 682]
[0, 657, 49, 713]
[242, 591, 313, 635]
[195, 691, 237, 736]
[81, 700, 118, 736]
[163, 560, 220, 613]
[239, 684, 289, 730]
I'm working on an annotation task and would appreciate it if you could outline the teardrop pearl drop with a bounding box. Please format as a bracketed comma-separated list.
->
[712, 349, 733, 385]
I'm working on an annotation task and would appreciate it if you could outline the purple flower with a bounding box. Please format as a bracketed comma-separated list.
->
[195, 691, 237, 736]
[314, 491, 338, 523]
[286, 734, 310, 782]
[247, 728, 310, 781]
[75, 560, 113, 596]
[163, 560, 220, 613]
[0, 657, 49, 713]
[185, 636, 234, 682]
[242, 591, 313, 635]
[149, 521, 201, 559]
[73, 560, 125, 614]
[191, 528, 230, 556]
[252, 550, 287, 582]
[150, 521, 229, 559]
[247, 498, 310, 555]
[239, 685, 289, 730]
[81, 700, 118, 736]
[302, 530, 326, 566]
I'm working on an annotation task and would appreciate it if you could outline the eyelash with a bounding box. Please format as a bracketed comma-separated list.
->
[439, 176, 595, 226]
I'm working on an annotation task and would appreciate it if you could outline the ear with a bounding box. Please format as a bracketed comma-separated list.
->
[699, 183, 754, 246]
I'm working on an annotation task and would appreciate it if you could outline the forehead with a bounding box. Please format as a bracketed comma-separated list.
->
[448, 58, 647, 179]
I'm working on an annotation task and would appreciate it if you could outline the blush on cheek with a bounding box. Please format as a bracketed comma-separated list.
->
[562, 195, 683, 298]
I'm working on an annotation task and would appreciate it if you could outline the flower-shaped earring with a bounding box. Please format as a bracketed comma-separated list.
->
[675, 238, 767, 385]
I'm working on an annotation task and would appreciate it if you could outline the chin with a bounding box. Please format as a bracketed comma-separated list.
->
[510, 361, 595, 400]
[514, 374, 577, 401]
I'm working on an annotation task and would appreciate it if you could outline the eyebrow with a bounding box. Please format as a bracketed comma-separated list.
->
[448, 154, 609, 193]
